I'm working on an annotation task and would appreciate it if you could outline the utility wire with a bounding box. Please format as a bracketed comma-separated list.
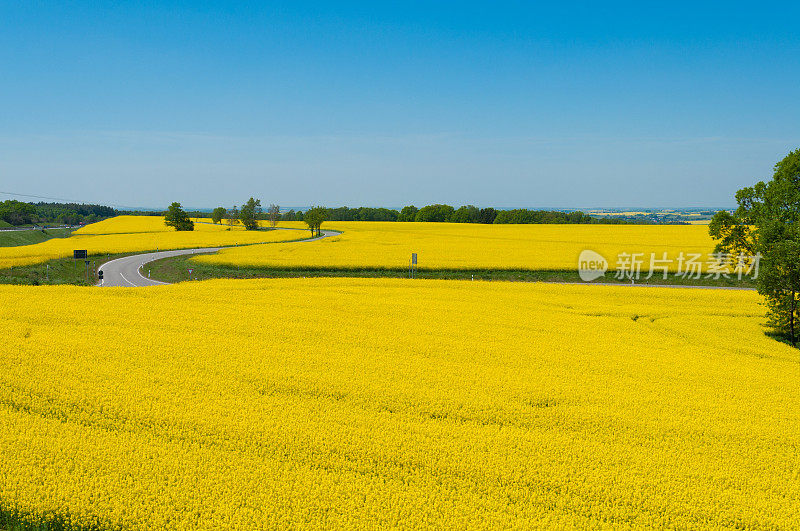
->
[0, 190, 87, 203]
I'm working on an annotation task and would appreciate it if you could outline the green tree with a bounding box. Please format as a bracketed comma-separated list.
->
[478, 207, 497, 224]
[0, 200, 36, 226]
[211, 207, 226, 224]
[268, 204, 280, 227]
[451, 205, 480, 223]
[415, 204, 454, 222]
[164, 202, 194, 231]
[239, 197, 262, 230]
[709, 148, 800, 344]
[226, 205, 239, 226]
[397, 205, 418, 222]
[304, 206, 326, 237]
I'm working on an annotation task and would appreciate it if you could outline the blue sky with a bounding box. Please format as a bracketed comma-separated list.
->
[1, 2, 798, 209]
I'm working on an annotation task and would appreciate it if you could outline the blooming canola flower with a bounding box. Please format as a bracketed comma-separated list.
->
[0, 278, 797, 528]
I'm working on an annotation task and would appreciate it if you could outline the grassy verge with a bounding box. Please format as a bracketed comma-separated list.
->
[145, 254, 757, 288]
[0, 228, 76, 247]
[0, 252, 130, 286]
[0, 230, 318, 285]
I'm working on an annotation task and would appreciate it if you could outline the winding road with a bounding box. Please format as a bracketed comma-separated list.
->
[98, 229, 338, 287]
[96, 228, 751, 290]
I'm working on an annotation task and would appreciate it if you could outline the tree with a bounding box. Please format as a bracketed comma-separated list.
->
[415, 204, 454, 222]
[397, 205, 418, 222]
[709, 148, 800, 345]
[239, 197, 262, 231]
[321, 206, 399, 221]
[478, 208, 497, 224]
[268, 204, 280, 227]
[164, 202, 194, 231]
[211, 207, 226, 224]
[451, 205, 480, 223]
[0, 200, 36, 226]
[31, 202, 115, 225]
[304, 206, 327, 237]
[226, 205, 239, 226]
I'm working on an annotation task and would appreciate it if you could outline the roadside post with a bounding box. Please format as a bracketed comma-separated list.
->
[409, 253, 417, 279]
[73, 250, 87, 282]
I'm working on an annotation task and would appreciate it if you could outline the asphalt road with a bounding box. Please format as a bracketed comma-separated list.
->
[98, 230, 746, 290]
[300, 229, 338, 242]
[0, 224, 78, 232]
[98, 229, 338, 287]
[98, 248, 223, 287]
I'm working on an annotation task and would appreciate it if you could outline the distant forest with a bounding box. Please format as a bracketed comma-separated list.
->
[0, 200, 116, 226]
[1, 199, 677, 227]
[277, 205, 631, 224]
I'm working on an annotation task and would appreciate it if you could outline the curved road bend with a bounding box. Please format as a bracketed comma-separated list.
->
[98, 248, 223, 287]
[98, 229, 338, 287]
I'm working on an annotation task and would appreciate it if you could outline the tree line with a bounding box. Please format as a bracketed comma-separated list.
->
[1, 198, 636, 230]
[0, 200, 116, 226]
[163, 199, 628, 241]
[168, 198, 327, 236]
[253, 204, 630, 224]
[396, 205, 628, 224]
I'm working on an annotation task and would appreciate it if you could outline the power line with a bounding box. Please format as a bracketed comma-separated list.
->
[0, 190, 87, 203]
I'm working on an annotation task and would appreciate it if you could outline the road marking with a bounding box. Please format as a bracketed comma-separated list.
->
[96, 231, 337, 288]
[136, 264, 166, 286]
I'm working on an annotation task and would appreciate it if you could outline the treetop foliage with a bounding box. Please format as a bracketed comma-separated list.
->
[239, 198, 262, 231]
[294, 205, 626, 224]
[709, 148, 800, 344]
[0, 199, 632, 230]
[304, 206, 327, 236]
[164, 202, 194, 231]
[0, 200, 116, 226]
[210, 207, 226, 224]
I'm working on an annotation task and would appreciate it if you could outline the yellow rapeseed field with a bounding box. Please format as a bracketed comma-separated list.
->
[0, 216, 305, 268]
[73, 216, 235, 235]
[196, 221, 716, 272]
[1, 278, 797, 528]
